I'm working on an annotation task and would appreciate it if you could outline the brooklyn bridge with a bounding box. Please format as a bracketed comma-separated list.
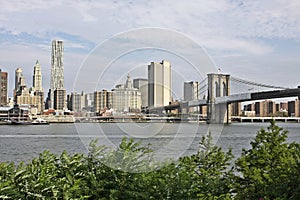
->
[151, 73, 300, 124]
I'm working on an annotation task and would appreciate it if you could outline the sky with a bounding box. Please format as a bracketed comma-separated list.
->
[1, 0, 300, 100]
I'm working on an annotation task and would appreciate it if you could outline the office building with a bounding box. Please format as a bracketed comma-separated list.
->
[67, 92, 87, 112]
[148, 60, 172, 108]
[67, 92, 81, 112]
[12, 67, 44, 113]
[14, 68, 26, 102]
[83, 93, 94, 111]
[54, 89, 66, 110]
[16, 88, 40, 111]
[231, 102, 242, 116]
[280, 102, 288, 111]
[47, 40, 65, 110]
[112, 74, 141, 112]
[32, 60, 44, 113]
[254, 100, 276, 117]
[94, 90, 113, 113]
[288, 100, 300, 117]
[133, 78, 148, 108]
[184, 81, 199, 101]
[0, 69, 8, 106]
[33, 60, 43, 91]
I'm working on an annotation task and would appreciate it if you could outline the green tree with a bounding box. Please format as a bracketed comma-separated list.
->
[235, 120, 300, 200]
[85, 138, 157, 199]
[177, 133, 234, 199]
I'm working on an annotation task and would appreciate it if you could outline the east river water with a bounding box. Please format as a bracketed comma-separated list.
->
[0, 122, 300, 163]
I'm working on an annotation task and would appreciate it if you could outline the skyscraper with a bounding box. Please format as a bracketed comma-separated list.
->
[51, 40, 64, 90]
[47, 40, 66, 110]
[133, 78, 148, 108]
[15, 68, 23, 92]
[14, 68, 25, 102]
[0, 69, 8, 106]
[33, 60, 43, 92]
[33, 60, 44, 113]
[184, 81, 199, 101]
[94, 90, 113, 113]
[184, 81, 199, 113]
[148, 60, 172, 108]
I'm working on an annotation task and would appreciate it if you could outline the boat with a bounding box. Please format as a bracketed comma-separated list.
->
[32, 118, 49, 125]
[0, 120, 12, 125]
[10, 118, 32, 125]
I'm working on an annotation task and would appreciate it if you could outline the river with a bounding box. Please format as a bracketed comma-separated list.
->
[0, 122, 299, 163]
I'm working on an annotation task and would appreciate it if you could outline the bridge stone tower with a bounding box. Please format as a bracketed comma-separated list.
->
[207, 73, 231, 124]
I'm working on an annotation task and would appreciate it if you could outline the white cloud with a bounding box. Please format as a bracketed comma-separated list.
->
[202, 37, 273, 55]
[1, 0, 300, 95]
[2, 0, 300, 46]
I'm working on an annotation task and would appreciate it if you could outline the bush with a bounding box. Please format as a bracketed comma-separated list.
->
[235, 120, 300, 200]
[0, 121, 299, 199]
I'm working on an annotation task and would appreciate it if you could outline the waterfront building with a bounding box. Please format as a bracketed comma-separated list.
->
[280, 102, 288, 111]
[0, 69, 8, 106]
[12, 67, 44, 114]
[54, 89, 66, 110]
[148, 60, 172, 108]
[288, 100, 300, 117]
[254, 100, 276, 117]
[244, 103, 255, 112]
[83, 93, 94, 111]
[200, 105, 207, 117]
[47, 40, 66, 110]
[133, 78, 148, 108]
[14, 68, 26, 102]
[231, 102, 242, 116]
[112, 74, 141, 112]
[32, 60, 44, 113]
[67, 92, 86, 112]
[16, 87, 42, 114]
[0, 104, 29, 121]
[184, 81, 199, 101]
[94, 90, 112, 113]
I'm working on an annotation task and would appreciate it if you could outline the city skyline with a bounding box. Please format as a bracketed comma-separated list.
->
[0, 1, 300, 98]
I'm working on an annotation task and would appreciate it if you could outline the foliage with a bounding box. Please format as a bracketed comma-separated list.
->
[177, 133, 234, 199]
[0, 121, 299, 199]
[235, 120, 300, 200]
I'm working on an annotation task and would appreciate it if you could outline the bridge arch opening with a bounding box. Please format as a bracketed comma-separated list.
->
[223, 82, 227, 96]
[215, 81, 220, 97]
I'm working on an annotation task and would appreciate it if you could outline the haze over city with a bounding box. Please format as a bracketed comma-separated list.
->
[1, 0, 300, 97]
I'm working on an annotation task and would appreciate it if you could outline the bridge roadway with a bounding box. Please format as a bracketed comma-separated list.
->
[149, 87, 300, 112]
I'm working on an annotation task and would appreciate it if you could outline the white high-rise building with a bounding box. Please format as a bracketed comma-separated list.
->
[133, 78, 148, 108]
[148, 60, 172, 108]
[112, 74, 141, 112]
[33, 60, 45, 113]
[47, 40, 66, 110]
[184, 81, 199, 101]
[33, 60, 43, 92]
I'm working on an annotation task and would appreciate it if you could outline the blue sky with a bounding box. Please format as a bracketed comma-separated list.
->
[1, 0, 300, 99]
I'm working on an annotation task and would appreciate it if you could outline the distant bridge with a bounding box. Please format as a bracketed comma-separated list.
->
[150, 73, 300, 124]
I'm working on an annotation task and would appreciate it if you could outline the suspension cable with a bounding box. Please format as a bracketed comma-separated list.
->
[231, 76, 290, 90]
